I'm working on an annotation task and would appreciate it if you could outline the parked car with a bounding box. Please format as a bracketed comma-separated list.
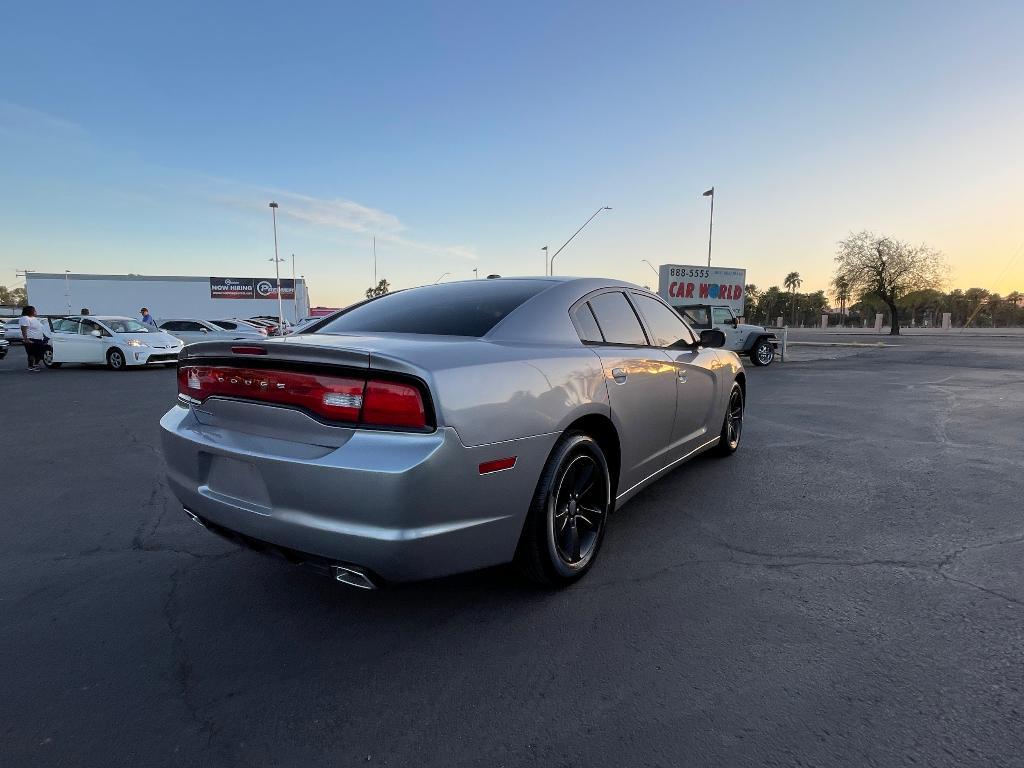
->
[676, 304, 778, 366]
[45, 316, 184, 370]
[159, 319, 265, 345]
[284, 316, 320, 334]
[208, 319, 269, 336]
[0, 337, 8, 359]
[244, 317, 283, 335]
[3, 320, 22, 343]
[162, 277, 745, 588]
[251, 315, 291, 332]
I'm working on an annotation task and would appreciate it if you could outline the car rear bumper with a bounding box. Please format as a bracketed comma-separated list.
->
[159, 405, 556, 582]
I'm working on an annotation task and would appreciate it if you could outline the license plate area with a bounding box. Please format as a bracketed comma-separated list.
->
[199, 454, 273, 514]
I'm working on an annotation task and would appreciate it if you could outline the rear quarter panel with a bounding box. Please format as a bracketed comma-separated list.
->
[418, 344, 609, 447]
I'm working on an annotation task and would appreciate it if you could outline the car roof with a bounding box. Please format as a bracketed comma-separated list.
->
[62, 315, 133, 321]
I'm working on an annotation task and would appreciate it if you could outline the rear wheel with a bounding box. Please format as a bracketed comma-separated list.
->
[107, 348, 127, 371]
[42, 347, 61, 368]
[750, 338, 774, 366]
[715, 383, 744, 456]
[516, 432, 611, 586]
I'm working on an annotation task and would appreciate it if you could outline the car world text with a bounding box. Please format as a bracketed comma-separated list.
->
[665, 282, 744, 301]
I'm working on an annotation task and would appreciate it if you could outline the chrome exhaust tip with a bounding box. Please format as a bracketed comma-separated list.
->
[332, 565, 377, 590]
[183, 508, 206, 528]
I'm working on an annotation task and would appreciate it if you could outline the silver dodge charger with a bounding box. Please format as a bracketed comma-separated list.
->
[161, 277, 745, 587]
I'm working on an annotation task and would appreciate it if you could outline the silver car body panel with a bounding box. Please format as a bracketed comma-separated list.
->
[160, 277, 744, 582]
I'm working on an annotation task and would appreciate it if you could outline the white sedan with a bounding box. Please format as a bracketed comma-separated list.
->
[45, 316, 184, 370]
[208, 319, 269, 337]
[158, 319, 266, 345]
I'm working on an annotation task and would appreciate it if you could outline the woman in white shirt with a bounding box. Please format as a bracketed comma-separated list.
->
[19, 305, 48, 371]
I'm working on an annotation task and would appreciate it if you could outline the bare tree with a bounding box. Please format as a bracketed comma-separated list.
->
[833, 231, 945, 335]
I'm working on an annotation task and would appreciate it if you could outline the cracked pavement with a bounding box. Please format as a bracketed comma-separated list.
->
[1, 333, 1022, 767]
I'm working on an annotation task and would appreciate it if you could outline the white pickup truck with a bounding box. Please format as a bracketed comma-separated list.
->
[676, 304, 778, 366]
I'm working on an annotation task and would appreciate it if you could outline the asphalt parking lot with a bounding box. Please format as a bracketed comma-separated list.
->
[2, 335, 1023, 768]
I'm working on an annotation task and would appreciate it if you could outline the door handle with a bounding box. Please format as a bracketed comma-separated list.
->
[611, 367, 628, 384]
[677, 372, 688, 384]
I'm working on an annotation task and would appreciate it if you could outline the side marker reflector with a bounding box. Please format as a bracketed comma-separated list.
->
[479, 457, 517, 475]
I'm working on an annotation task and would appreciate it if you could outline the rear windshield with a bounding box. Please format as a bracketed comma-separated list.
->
[314, 280, 551, 337]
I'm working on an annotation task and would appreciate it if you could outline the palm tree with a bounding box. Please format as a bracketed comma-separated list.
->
[784, 271, 802, 325]
[831, 276, 852, 321]
[744, 284, 759, 321]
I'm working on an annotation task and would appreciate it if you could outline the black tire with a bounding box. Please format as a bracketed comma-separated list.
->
[107, 348, 127, 371]
[42, 347, 61, 368]
[516, 431, 612, 586]
[749, 337, 774, 366]
[715, 382, 744, 456]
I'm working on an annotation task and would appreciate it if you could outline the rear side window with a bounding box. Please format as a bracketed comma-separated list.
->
[631, 294, 696, 348]
[316, 280, 551, 337]
[80, 319, 106, 336]
[588, 292, 647, 346]
[211, 321, 235, 330]
[570, 303, 604, 343]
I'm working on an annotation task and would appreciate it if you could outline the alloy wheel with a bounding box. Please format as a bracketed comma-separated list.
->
[726, 387, 743, 448]
[550, 453, 608, 566]
[757, 343, 774, 365]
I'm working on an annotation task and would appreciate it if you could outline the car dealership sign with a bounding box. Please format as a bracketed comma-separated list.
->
[658, 264, 747, 314]
[210, 277, 295, 300]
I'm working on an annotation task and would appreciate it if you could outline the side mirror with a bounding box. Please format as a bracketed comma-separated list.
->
[699, 329, 726, 348]
[200, 328, 209, 333]
[91, 330, 102, 338]
[730, 317, 739, 328]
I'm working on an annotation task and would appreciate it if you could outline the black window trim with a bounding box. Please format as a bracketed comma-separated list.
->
[569, 288, 703, 350]
[569, 301, 605, 344]
[569, 289, 652, 348]
[627, 290, 701, 349]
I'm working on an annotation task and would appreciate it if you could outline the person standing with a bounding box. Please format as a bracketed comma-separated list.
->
[140, 307, 157, 327]
[19, 305, 48, 371]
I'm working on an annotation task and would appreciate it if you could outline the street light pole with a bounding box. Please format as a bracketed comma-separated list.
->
[548, 206, 612, 275]
[434, 272, 450, 283]
[269, 202, 284, 332]
[291, 254, 297, 322]
[542, 246, 549, 276]
[641, 259, 659, 277]
[702, 187, 715, 267]
[64, 270, 71, 314]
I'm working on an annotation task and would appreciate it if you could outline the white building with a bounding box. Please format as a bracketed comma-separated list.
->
[25, 273, 311, 322]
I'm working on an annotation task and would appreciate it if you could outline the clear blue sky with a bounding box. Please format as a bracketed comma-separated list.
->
[2, 1, 1022, 306]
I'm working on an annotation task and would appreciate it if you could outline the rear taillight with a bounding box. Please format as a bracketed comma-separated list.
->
[177, 365, 428, 429]
[362, 380, 427, 428]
